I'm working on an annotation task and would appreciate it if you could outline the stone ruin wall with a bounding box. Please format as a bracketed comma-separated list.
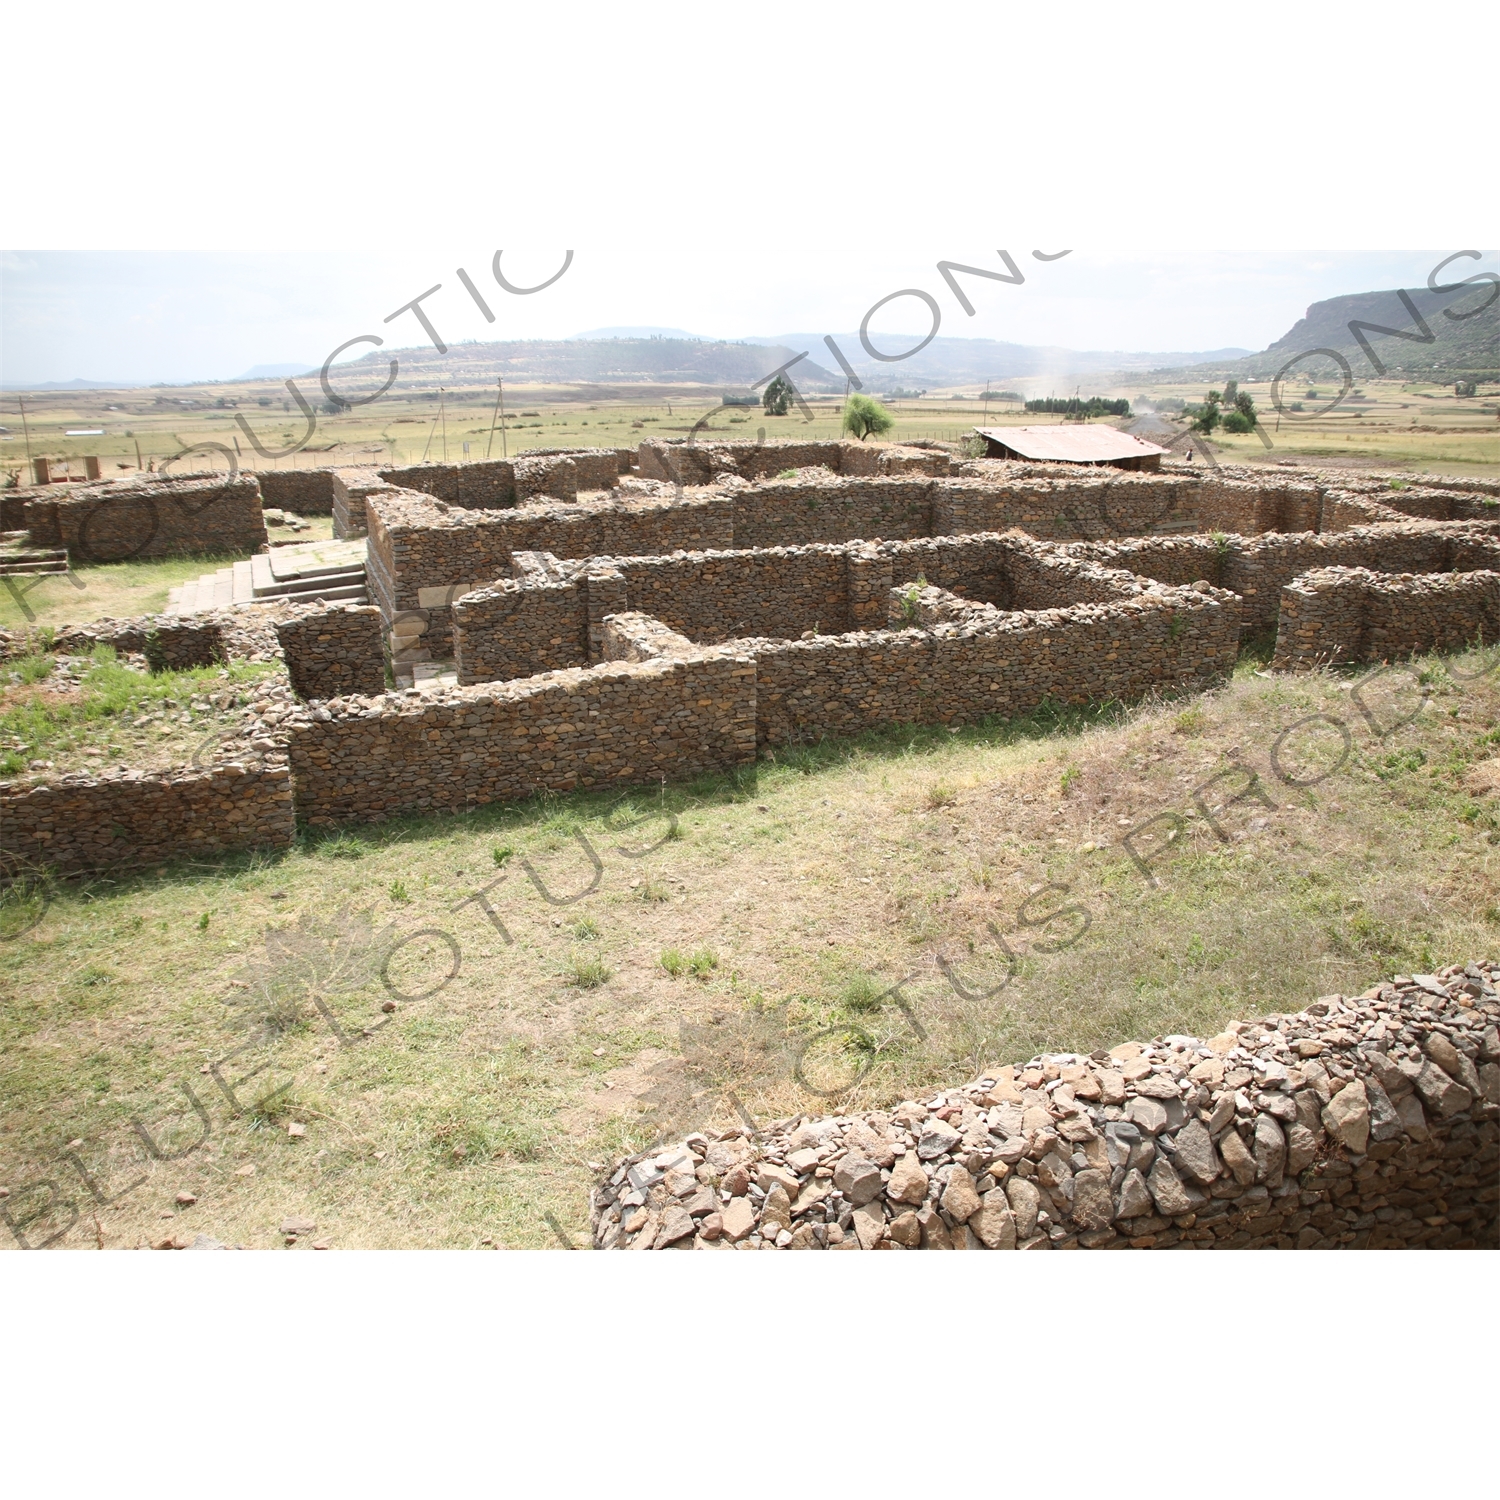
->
[1064, 522, 1500, 634]
[376, 448, 623, 515]
[275, 603, 388, 701]
[12, 457, 1500, 876]
[257, 469, 335, 516]
[0, 761, 295, 880]
[22, 474, 267, 561]
[741, 583, 1237, 749]
[591, 966, 1499, 1251]
[1272, 567, 1500, 671]
[599, 612, 697, 663]
[284, 652, 757, 825]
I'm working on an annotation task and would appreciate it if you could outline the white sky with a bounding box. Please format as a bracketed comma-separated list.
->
[1, 4, 1496, 386]
[3, 249, 1494, 387]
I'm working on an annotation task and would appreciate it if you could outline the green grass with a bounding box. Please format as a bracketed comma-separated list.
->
[5, 640, 1500, 1248]
[0, 646, 276, 773]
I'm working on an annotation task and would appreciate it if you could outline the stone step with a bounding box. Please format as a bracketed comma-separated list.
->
[0, 558, 68, 574]
[251, 551, 365, 598]
[232, 559, 254, 604]
[275, 580, 369, 605]
[212, 568, 234, 609]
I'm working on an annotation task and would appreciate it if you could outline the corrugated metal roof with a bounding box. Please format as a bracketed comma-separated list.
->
[973, 425, 1168, 463]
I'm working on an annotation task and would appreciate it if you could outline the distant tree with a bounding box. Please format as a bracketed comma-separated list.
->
[842, 393, 895, 441]
[1189, 391, 1221, 434]
[1222, 390, 1258, 433]
[762, 376, 793, 416]
[1222, 379, 1239, 408]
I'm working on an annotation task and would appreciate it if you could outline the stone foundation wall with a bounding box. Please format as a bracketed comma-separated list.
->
[379, 459, 518, 510]
[452, 577, 592, 685]
[364, 489, 735, 639]
[730, 477, 935, 548]
[25, 474, 267, 562]
[616, 545, 855, 642]
[1273, 567, 1500, 670]
[1, 761, 295, 878]
[514, 447, 621, 491]
[275, 604, 387, 700]
[285, 653, 758, 822]
[37, 612, 228, 671]
[741, 580, 1238, 747]
[934, 474, 1201, 541]
[600, 612, 698, 662]
[258, 469, 335, 516]
[331, 468, 393, 539]
[1066, 523, 1500, 634]
[591, 964, 1500, 1250]
[515, 454, 577, 503]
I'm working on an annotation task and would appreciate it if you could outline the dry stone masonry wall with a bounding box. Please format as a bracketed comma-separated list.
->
[275, 603, 387, 701]
[0, 760, 295, 879]
[592, 964, 1500, 1250]
[24, 473, 267, 562]
[1273, 567, 1500, 670]
[285, 652, 757, 823]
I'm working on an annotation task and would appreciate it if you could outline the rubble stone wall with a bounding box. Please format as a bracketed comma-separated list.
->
[1066, 523, 1500, 634]
[1, 761, 295, 878]
[331, 468, 393, 539]
[452, 577, 591, 685]
[275, 604, 387, 700]
[615, 546, 855, 642]
[1273, 567, 1500, 670]
[257, 469, 335, 516]
[730, 477, 935, 548]
[591, 965, 1500, 1250]
[740, 581, 1238, 747]
[364, 489, 735, 638]
[25, 474, 267, 562]
[285, 653, 757, 822]
[600, 612, 698, 662]
[934, 474, 1201, 541]
[380, 459, 518, 510]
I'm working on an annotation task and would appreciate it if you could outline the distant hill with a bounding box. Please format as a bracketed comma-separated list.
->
[234, 362, 318, 380]
[745, 334, 1251, 390]
[1141, 283, 1498, 383]
[326, 336, 840, 393]
[314, 332, 1248, 397]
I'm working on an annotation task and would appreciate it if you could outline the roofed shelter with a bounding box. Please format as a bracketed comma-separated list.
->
[973, 426, 1167, 472]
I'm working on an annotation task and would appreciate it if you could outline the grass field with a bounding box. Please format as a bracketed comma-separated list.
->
[6, 372, 1496, 490]
[5, 642, 1499, 1249]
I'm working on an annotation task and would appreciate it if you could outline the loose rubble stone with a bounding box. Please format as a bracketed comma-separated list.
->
[885, 1153, 929, 1206]
[1323, 1078, 1371, 1153]
[592, 963, 1500, 1251]
[832, 1156, 883, 1207]
[941, 1167, 982, 1223]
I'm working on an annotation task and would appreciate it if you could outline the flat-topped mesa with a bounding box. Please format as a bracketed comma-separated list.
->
[591, 963, 1500, 1250]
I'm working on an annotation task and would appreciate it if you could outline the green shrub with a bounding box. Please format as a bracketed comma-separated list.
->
[567, 953, 611, 989]
[660, 947, 688, 977]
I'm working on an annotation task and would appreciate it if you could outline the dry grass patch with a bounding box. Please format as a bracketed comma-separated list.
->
[4, 648, 1499, 1248]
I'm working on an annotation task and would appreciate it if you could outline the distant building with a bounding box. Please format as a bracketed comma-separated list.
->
[972, 425, 1167, 472]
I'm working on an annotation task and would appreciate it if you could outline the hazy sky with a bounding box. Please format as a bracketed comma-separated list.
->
[3, 6, 1496, 389]
[3, 248, 1493, 388]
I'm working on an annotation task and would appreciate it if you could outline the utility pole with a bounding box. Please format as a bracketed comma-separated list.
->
[18, 395, 35, 478]
[487, 378, 506, 459]
[439, 388, 448, 463]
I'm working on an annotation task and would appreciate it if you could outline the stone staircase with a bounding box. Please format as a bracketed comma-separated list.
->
[168, 539, 368, 614]
[0, 531, 68, 577]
